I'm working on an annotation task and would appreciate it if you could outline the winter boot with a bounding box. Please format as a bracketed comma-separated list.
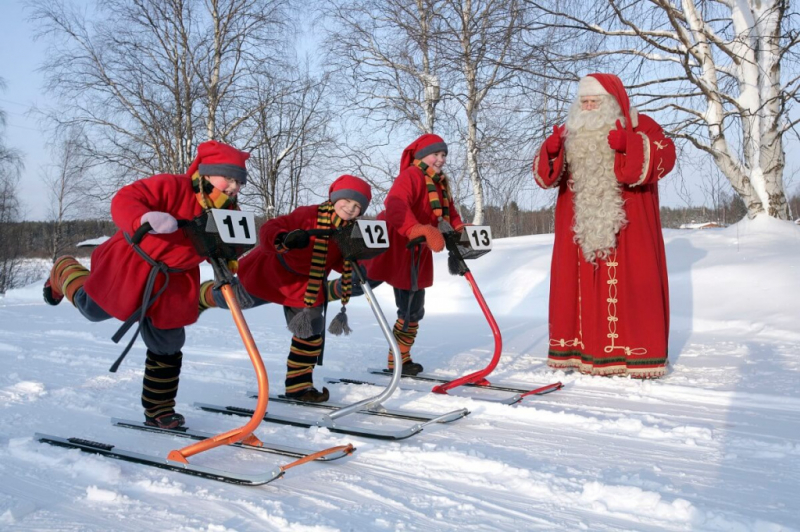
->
[387, 318, 423, 375]
[198, 280, 216, 315]
[285, 386, 330, 403]
[144, 412, 186, 429]
[43, 256, 90, 306]
[285, 334, 323, 398]
[142, 351, 185, 428]
[401, 360, 424, 376]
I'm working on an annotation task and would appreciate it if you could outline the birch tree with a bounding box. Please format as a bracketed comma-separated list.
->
[240, 69, 334, 217]
[526, 0, 800, 220]
[29, 0, 288, 198]
[0, 85, 24, 293]
[324, 0, 447, 135]
[438, 0, 531, 224]
[43, 126, 95, 261]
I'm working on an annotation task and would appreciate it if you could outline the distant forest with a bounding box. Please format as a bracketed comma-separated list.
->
[6, 190, 799, 261]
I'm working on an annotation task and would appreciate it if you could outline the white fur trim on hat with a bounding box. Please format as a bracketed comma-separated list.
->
[577, 76, 608, 97]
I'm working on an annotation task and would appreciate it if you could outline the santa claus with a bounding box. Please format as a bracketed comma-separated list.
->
[533, 73, 676, 378]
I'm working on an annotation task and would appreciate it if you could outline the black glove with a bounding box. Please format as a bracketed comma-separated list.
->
[280, 229, 311, 250]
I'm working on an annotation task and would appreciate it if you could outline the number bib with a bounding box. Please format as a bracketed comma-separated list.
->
[183, 209, 257, 260]
[331, 220, 391, 261]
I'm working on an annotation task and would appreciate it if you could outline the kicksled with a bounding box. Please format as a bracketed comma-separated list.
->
[327, 226, 563, 405]
[37, 211, 355, 485]
[217, 219, 469, 440]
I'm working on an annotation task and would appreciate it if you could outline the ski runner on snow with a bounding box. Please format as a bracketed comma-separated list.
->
[533, 73, 676, 378]
[199, 175, 372, 403]
[43, 140, 250, 428]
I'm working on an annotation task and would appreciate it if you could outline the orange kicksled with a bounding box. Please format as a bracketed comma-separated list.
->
[37, 212, 354, 485]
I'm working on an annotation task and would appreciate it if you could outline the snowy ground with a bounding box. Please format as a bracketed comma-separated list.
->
[1, 215, 799, 531]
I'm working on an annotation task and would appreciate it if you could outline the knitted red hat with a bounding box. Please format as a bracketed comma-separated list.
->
[399, 133, 448, 171]
[186, 140, 250, 184]
[584, 73, 633, 132]
[329, 174, 372, 213]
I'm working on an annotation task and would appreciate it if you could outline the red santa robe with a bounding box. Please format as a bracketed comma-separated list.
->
[83, 173, 206, 329]
[533, 73, 676, 378]
[364, 165, 465, 290]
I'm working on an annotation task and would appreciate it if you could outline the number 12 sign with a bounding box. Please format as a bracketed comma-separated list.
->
[210, 209, 257, 245]
[465, 225, 492, 250]
[356, 220, 390, 248]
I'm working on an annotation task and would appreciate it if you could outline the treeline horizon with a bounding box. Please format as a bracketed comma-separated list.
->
[8, 191, 798, 260]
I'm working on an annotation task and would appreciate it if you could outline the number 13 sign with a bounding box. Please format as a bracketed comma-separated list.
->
[465, 225, 492, 250]
[209, 209, 257, 245]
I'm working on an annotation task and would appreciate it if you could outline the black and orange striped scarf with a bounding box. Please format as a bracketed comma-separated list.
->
[192, 172, 241, 273]
[303, 201, 353, 307]
[413, 159, 451, 222]
[192, 172, 238, 210]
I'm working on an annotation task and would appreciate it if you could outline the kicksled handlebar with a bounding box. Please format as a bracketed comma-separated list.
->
[130, 219, 191, 245]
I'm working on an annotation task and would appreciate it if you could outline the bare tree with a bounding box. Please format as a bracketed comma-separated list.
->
[0, 80, 25, 293]
[29, 0, 290, 199]
[239, 67, 334, 217]
[438, 0, 533, 224]
[43, 126, 95, 261]
[323, 0, 447, 135]
[526, 0, 800, 220]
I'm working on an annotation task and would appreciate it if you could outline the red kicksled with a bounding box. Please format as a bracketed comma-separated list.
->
[398, 229, 563, 405]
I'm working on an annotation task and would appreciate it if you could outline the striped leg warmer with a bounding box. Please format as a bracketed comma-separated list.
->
[141, 351, 183, 421]
[387, 318, 419, 369]
[49, 256, 90, 305]
[285, 334, 323, 395]
[198, 280, 216, 314]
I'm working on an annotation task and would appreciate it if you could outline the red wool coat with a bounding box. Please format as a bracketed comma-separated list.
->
[533, 113, 676, 377]
[363, 165, 464, 290]
[238, 205, 346, 307]
[83, 174, 206, 329]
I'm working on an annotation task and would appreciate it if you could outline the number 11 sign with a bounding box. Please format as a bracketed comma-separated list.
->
[209, 209, 257, 245]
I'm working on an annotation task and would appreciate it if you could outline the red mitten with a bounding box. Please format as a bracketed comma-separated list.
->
[607, 120, 628, 152]
[544, 124, 566, 156]
[407, 224, 445, 252]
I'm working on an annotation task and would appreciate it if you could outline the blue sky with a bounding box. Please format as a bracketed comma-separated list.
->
[2, 1, 798, 222]
[2, 0, 54, 221]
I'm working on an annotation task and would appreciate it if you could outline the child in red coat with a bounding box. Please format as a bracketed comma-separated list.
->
[43, 140, 250, 429]
[360, 134, 466, 375]
[200, 175, 372, 402]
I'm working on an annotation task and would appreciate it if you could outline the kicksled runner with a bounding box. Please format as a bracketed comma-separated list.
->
[37, 210, 355, 485]
[327, 226, 563, 405]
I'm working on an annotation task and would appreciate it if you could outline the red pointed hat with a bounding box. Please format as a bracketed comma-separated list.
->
[329, 174, 372, 213]
[580, 73, 633, 132]
[399, 133, 448, 171]
[186, 140, 250, 184]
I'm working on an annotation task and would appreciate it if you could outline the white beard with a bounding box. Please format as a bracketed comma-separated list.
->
[564, 97, 627, 264]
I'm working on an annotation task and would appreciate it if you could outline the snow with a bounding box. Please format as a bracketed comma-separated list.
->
[77, 236, 112, 247]
[1, 214, 799, 531]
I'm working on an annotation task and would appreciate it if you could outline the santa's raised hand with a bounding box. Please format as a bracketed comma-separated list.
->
[545, 124, 566, 156]
[607, 119, 629, 152]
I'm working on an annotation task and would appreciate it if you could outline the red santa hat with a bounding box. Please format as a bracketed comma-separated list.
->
[329, 174, 372, 213]
[399, 133, 448, 172]
[186, 140, 250, 184]
[579, 73, 634, 132]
